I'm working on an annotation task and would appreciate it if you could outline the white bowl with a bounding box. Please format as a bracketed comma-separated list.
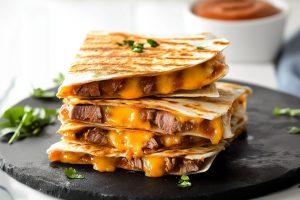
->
[184, 0, 290, 62]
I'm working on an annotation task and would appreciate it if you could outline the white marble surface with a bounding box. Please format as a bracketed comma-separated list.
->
[0, 0, 299, 199]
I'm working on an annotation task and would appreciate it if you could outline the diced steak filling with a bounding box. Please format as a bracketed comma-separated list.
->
[74, 82, 101, 97]
[75, 127, 109, 146]
[73, 127, 194, 151]
[71, 56, 225, 98]
[69, 105, 194, 134]
[153, 111, 194, 134]
[117, 157, 203, 174]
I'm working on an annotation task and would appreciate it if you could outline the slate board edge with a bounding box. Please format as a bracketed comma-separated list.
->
[1, 155, 300, 200]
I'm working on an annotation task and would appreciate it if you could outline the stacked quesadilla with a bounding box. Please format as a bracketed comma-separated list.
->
[47, 32, 251, 177]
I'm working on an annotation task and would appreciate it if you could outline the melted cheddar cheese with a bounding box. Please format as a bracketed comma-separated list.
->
[119, 78, 143, 99]
[107, 130, 154, 159]
[143, 156, 166, 177]
[62, 55, 220, 99]
[92, 157, 117, 172]
[210, 118, 223, 144]
[156, 73, 176, 94]
[160, 135, 183, 147]
[105, 106, 151, 130]
[181, 64, 213, 90]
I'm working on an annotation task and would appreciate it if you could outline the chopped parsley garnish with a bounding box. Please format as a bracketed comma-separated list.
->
[0, 106, 57, 144]
[117, 40, 134, 47]
[31, 88, 56, 98]
[132, 43, 144, 53]
[288, 126, 300, 134]
[196, 46, 206, 50]
[64, 168, 85, 179]
[53, 73, 65, 86]
[117, 39, 158, 53]
[177, 175, 192, 188]
[147, 39, 159, 47]
[273, 107, 300, 117]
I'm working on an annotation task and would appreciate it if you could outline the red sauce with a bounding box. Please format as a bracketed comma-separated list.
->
[193, 0, 281, 20]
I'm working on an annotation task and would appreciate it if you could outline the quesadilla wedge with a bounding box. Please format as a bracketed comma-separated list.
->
[57, 32, 229, 99]
[59, 83, 251, 144]
[48, 139, 226, 177]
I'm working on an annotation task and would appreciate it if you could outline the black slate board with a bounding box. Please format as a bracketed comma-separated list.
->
[1, 81, 300, 200]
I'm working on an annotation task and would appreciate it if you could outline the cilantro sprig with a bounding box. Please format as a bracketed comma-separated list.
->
[53, 73, 65, 86]
[288, 126, 300, 134]
[177, 175, 192, 188]
[273, 107, 300, 117]
[0, 106, 57, 144]
[31, 73, 64, 99]
[64, 168, 85, 179]
[31, 88, 56, 98]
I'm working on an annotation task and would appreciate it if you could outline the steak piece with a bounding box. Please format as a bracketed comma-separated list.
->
[179, 159, 202, 174]
[118, 158, 143, 170]
[70, 105, 102, 123]
[83, 128, 109, 146]
[154, 111, 183, 134]
[100, 79, 124, 96]
[140, 109, 156, 122]
[143, 138, 159, 150]
[74, 82, 101, 97]
[140, 77, 155, 94]
[165, 157, 177, 172]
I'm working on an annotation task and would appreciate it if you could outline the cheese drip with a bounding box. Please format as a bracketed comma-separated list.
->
[107, 130, 154, 159]
[143, 156, 166, 177]
[104, 106, 151, 130]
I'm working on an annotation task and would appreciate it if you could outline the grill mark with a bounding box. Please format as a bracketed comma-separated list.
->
[79, 46, 220, 53]
[183, 104, 218, 114]
[75, 54, 204, 61]
[214, 41, 230, 45]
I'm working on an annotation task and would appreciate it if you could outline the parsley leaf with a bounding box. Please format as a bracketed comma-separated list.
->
[64, 168, 85, 179]
[132, 43, 144, 53]
[196, 46, 206, 50]
[53, 73, 64, 86]
[31, 88, 56, 99]
[177, 175, 192, 188]
[273, 107, 300, 117]
[147, 39, 159, 47]
[288, 126, 300, 134]
[117, 40, 134, 47]
[0, 106, 57, 144]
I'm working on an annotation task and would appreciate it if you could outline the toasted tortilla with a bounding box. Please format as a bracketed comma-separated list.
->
[47, 139, 225, 176]
[57, 32, 229, 99]
[63, 82, 250, 120]
[61, 32, 229, 85]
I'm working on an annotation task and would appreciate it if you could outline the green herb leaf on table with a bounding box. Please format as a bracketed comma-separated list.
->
[64, 168, 85, 179]
[147, 39, 159, 47]
[288, 126, 300, 134]
[177, 175, 192, 188]
[0, 106, 57, 144]
[32, 88, 56, 99]
[273, 107, 300, 117]
[53, 73, 65, 86]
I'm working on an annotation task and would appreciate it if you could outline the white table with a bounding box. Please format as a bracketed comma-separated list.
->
[0, 0, 299, 199]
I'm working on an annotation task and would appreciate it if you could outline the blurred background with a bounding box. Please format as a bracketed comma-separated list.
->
[1, 0, 300, 114]
[0, 0, 300, 199]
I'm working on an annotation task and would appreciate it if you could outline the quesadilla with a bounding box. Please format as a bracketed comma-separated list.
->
[48, 139, 226, 177]
[58, 83, 250, 145]
[57, 32, 229, 99]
